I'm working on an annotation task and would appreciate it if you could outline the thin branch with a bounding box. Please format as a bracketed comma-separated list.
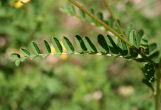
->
[103, 0, 125, 36]
[39, 52, 112, 56]
[68, 0, 133, 47]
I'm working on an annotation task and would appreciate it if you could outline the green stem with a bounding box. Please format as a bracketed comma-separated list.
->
[155, 66, 161, 110]
[103, 0, 125, 36]
[68, 0, 132, 47]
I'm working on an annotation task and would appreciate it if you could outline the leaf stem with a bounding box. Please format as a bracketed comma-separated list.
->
[103, 0, 125, 36]
[39, 52, 113, 56]
[68, 0, 133, 47]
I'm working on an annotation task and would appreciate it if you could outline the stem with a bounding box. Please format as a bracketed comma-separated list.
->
[68, 0, 133, 47]
[40, 52, 114, 56]
[155, 66, 161, 110]
[103, 0, 125, 36]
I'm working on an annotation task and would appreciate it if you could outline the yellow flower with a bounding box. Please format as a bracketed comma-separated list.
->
[21, 0, 30, 3]
[10, 1, 23, 8]
[51, 42, 68, 60]
[60, 54, 68, 60]
[51, 47, 57, 54]
[10, 0, 30, 8]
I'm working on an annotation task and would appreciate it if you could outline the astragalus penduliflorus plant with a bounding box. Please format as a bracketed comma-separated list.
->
[11, 0, 161, 109]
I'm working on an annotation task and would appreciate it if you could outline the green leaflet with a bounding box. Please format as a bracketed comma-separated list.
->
[125, 23, 133, 40]
[51, 37, 63, 54]
[79, 9, 86, 18]
[11, 53, 20, 60]
[140, 36, 149, 54]
[108, 18, 120, 32]
[15, 60, 21, 66]
[117, 38, 128, 55]
[141, 36, 148, 47]
[106, 35, 120, 54]
[149, 43, 157, 53]
[97, 12, 103, 21]
[129, 30, 137, 47]
[89, 9, 95, 22]
[108, 16, 114, 28]
[69, 5, 76, 15]
[31, 41, 41, 55]
[59, 5, 69, 14]
[142, 79, 154, 92]
[83, 37, 97, 53]
[62, 37, 74, 53]
[94, 12, 103, 26]
[135, 58, 147, 62]
[149, 51, 160, 62]
[43, 40, 51, 54]
[137, 30, 144, 47]
[104, 20, 109, 25]
[89, 8, 95, 14]
[20, 48, 30, 57]
[97, 34, 109, 54]
[60, 5, 76, 15]
[74, 35, 87, 53]
[142, 63, 155, 83]
[129, 47, 138, 58]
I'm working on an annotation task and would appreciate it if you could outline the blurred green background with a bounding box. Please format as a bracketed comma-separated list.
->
[0, 0, 161, 110]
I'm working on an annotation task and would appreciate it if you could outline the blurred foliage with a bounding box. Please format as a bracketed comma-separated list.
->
[0, 0, 161, 110]
[0, 0, 62, 48]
